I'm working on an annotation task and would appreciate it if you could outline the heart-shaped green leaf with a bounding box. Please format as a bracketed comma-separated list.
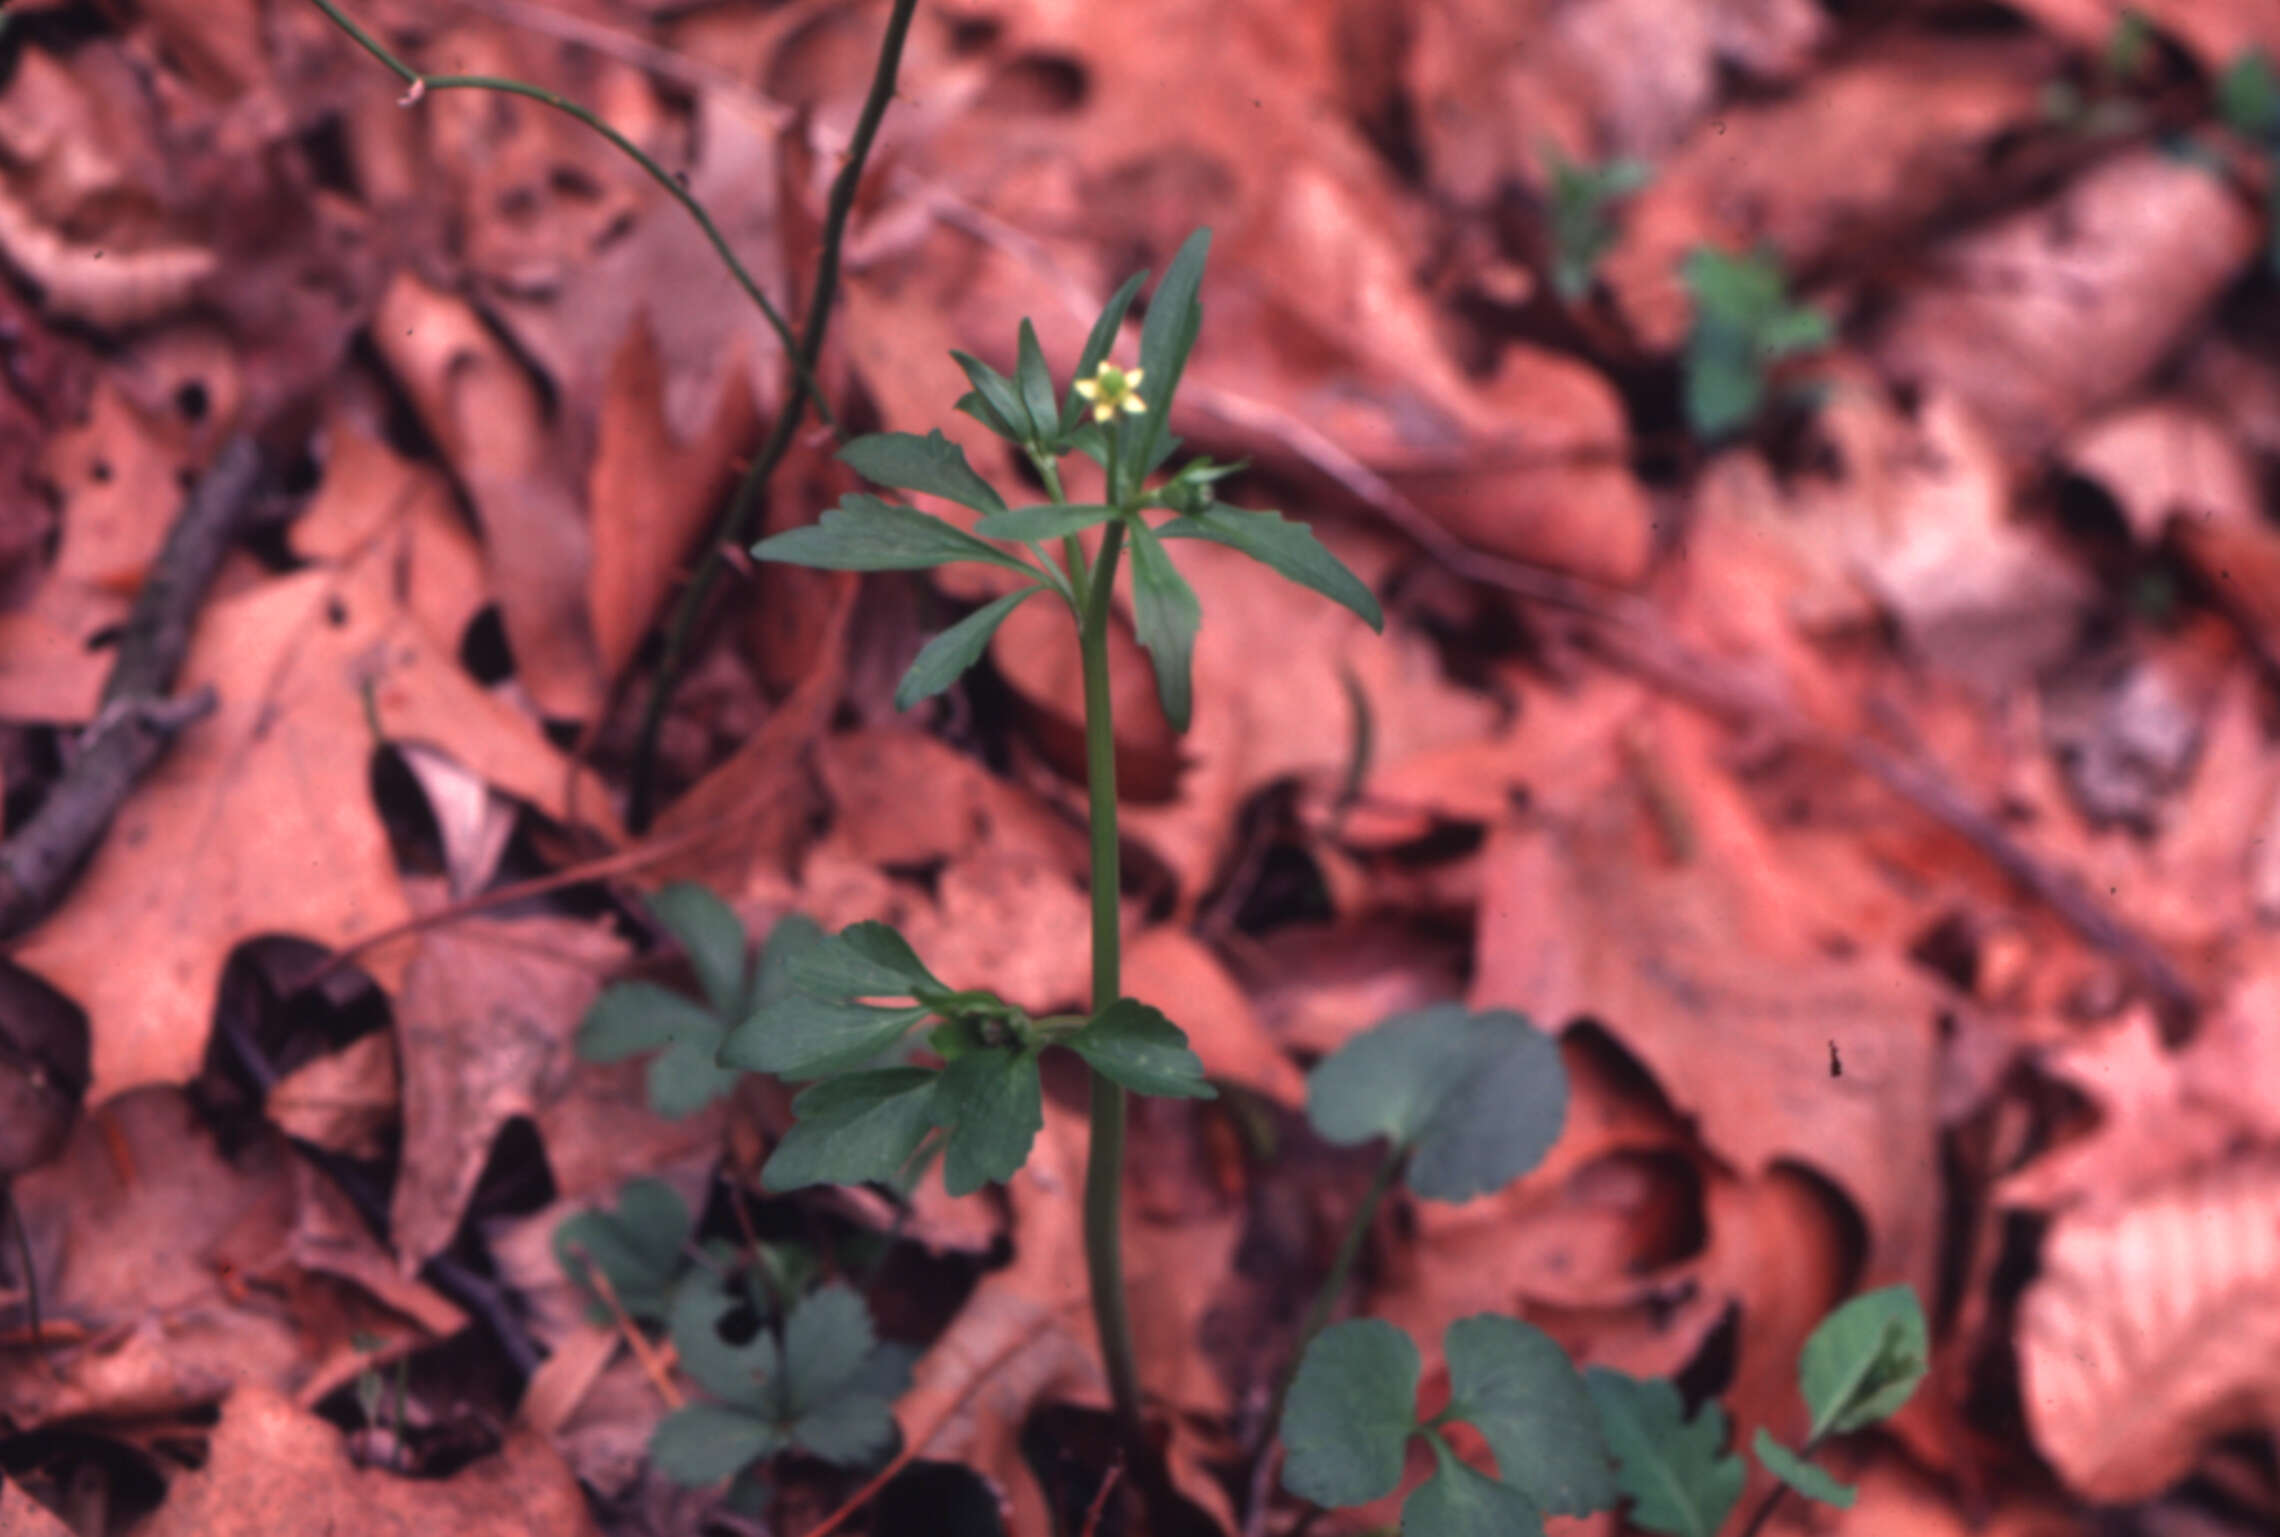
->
[1280, 1318, 1420, 1508]
[1306, 1005, 1567, 1203]
[1442, 1315, 1613, 1515]
[1405, 1442, 1545, 1537]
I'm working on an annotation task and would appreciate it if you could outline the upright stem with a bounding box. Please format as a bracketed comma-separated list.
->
[1252, 1142, 1403, 1460]
[1077, 522, 1146, 1455]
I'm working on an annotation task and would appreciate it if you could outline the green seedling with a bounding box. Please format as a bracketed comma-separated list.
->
[1282, 1315, 1614, 1537]
[2219, 49, 2280, 274]
[2042, 10, 2156, 135]
[1681, 245, 1833, 442]
[554, 1176, 696, 1325]
[576, 887, 820, 1119]
[652, 1277, 915, 1487]
[1543, 141, 1651, 303]
[1580, 1284, 1927, 1536]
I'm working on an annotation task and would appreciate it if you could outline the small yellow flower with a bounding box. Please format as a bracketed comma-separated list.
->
[1073, 362, 1147, 423]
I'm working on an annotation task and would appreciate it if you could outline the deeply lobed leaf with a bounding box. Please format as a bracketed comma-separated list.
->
[1582, 1369, 1744, 1537]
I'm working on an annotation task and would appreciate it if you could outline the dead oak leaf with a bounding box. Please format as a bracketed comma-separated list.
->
[13, 556, 611, 1105]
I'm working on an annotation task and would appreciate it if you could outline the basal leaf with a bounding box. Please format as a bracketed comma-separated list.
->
[1406, 1011, 1567, 1202]
[1443, 1315, 1613, 1516]
[1583, 1369, 1743, 1537]
[753, 493, 1031, 576]
[1014, 320, 1059, 444]
[897, 586, 1043, 710]
[1753, 1430, 1856, 1508]
[1405, 1443, 1546, 1537]
[931, 1046, 1044, 1196]
[783, 1284, 878, 1411]
[649, 882, 750, 1017]
[1157, 505, 1382, 630]
[650, 1404, 783, 1487]
[1797, 1284, 1927, 1439]
[973, 503, 1121, 542]
[578, 982, 721, 1064]
[1306, 1006, 1567, 1202]
[1126, 518, 1200, 732]
[719, 995, 932, 1080]
[838, 430, 1009, 516]
[761, 1069, 940, 1191]
[1063, 998, 1214, 1099]
[1280, 1318, 1420, 1509]
[1064, 270, 1147, 435]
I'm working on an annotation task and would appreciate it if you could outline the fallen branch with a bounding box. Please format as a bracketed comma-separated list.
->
[0, 434, 262, 940]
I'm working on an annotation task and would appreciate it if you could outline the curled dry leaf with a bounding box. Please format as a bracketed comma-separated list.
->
[1872, 152, 2259, 465]
[371, 272, 601, 721]
[2019, 1157, 2280, 1502]
[265, 1030, 398, 1161]
[139, 1386, 602, 1537]
[387, 914, 629, 1267]
[2063, 402, 2263, 547]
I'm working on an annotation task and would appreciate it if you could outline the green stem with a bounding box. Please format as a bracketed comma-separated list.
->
[1252, 1141, 1403, 1459]
[303, 0, 817, 413]
[1077, 521, 1145, 1457]
[624, 0, 918, 828]
[1735, 1430, 1826, 1537]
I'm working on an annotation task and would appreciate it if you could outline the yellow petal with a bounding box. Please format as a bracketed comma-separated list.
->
[1091, 401, 1115, 422]
[1122, 394, 1146, 415]
[1074, 378, 1100, 400]
[1125, 368, 1145, 388]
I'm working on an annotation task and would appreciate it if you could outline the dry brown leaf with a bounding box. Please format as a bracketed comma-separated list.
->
[371, 272, 601, 720]
[2002, 0, 2280, 76]
[1872, 151, 2258, 464]
[1470, 715, 1944, 1293]
[139, 1385, 603, 1537]
[0, 1479, 72, 1537]
[2018, 1156, 2280, 1502]
[2064, 402, 2264, 546]
[586, 313, 758, 679]
[3, 1089, 306, 1428]
[12, 550, 612, 1104]
[387, 914, 627, 1267]
[41, 381, 193, 597]
[265, 1031, 399, 1161]
[814, 726, 1088, 875]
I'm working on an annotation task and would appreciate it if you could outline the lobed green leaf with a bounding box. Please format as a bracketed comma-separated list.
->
[782, 1284, 877, 1412]
[761, 1069, 940, 1191]
[578, 982, 720, 1064]
[931, 1045, 1045, 1196]
[1582, 1369, 1744, 1537]
[553, 1178, 691, 1323]
[786, 920, 942, 1000]
[838, 430, 1009, 516]
[648, 882, 750, 1017]
[650, 1404, 783, 1487]
[670, 1273, 782, 1410]
[720, 995, 932, 1080]
[1063, 998, 1214, 1099]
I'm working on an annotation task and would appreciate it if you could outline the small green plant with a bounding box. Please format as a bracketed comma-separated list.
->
[576, 886, 820, 1119]
[737, 227, 1384, 1474]
[2042, 9, 2155, 134]
[1681, 245, 1833, 442]
[555, 1178, 911, 1502]
[1543, 141, 1651, 303]
[2219, 48, 2280, 274]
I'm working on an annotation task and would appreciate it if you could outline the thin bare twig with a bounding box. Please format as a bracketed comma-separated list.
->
[0, 435, 261, 939]
[1079, 1458, 1126, 1537]
[569, 1245, 684, 1409]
